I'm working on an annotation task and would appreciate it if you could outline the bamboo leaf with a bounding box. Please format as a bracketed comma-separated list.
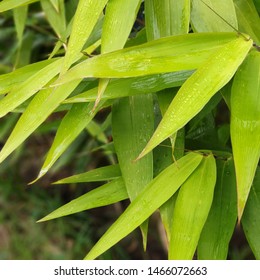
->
[0, 81, 80, 164]
[112, 94, 154, 249]
[41, 0, 66, 40]
[169, 154, 217, 260]
[38, 178, 128, 222]
[234, 0, 260, 45]
[191, 0, 238, 32]
[197, 158, 237, 260]
[0, 0, 38, 12]
[242, 167, 260, 259]
[230, 50, 260, 220]
[53, 33, 239, 84]
[53, 164, 121, 184]
[84, 152, 203, 260]
[0, 58, 64, 118]
[0, 58, 58, 95]
[101, 0, 142, 53]
[145, 0, 190, 39]
[137, 36, 252, 160]
[60, 0, 108, 74]
[34, 101, 105, 181]
[63, 71, 193, 104]
[13, 5, 28, 44]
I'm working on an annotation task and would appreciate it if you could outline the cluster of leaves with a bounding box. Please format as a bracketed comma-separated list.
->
[0, 0, 260, 259]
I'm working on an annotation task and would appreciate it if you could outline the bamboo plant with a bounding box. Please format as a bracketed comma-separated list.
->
[0, 0, 260, 259]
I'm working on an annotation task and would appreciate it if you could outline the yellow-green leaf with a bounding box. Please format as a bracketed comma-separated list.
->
[169, 154, 217, 260]
[13, 5, 28, 44]
[54, 33, 239, 84]
[230, 49, 260, 220]
[137, 36, 252, 159]
[145, 0, 190, 39]
[0, 58, 57, 95]
[0, 58, 64, 118]
[53, 164, 121, 184]
[0, 0, 38, 12]
[0, 81, 80, 164]
[63, 71, 193, 103]
[242, 166, 260, 259]
[60, 0, 108, 74]
[34, 101, 105, 181]
[38, 178, 128, 222]
[112, 94, 154, 249]
[191, 0, 238, 32]
[234, 0, 260, 45]
[197, 157, 237, 260]
[84, 152, 203, 260]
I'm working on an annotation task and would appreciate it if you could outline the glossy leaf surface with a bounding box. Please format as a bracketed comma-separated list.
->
[169, 154, 217, 260]
[85, 152, 203, 259]
[38, 178, 128, 222]
[138, 36, 252, 159]
[231, 50, 260, 219]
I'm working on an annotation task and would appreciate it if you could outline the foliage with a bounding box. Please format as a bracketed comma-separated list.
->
[0, 0, 260, 260]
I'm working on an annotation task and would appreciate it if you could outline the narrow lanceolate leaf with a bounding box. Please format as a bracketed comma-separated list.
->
[60, 0, 108, 74]
[0, 59, 58, 95]
[230, 50, 260, 220]
[0, 81, 80, 164]
[34, 101, 105, 181]
[54, 33, 239, 84]
[169, 154, 217, 260]
[41, 0, 66, 40]
[145, 0, 190, 39]
[137, 36, 252, 160]
[198, 158, 237, 260]
[0, 58, 63, 118]
[101, 0, 142, 53]
[0, 0, 38, 12]
[84, 152, 203, 260]
[53, 165, 121, 184]
[97, 0, 141, 108]
[234, 0, 260, 45]
[64, 71, 193, 103]
[112, 95, 154, 249]
[38, 178, 128, 222]
[242, 167, 260, 259]
[13, 5, 28, 44]
[191, 0, 238, 32]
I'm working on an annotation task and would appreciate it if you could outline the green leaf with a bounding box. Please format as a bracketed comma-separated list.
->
[53, 164, 121, 184]
[169, 154, 217, 260]
[54, 32, 239, 84]
[137, 36, 252, 159]
[40, 0, 66, 40]
[112, 94, 154, 249]
[34, 101, 105, 181]
[13, 5, 28, 44]
[0, 58, 63, 118]
[84, 152, 203, 260]
[230, 50, 260, 220]
[145, 0, 190, 39]
[242, 167, 260, 259]
[63, 71, 193, 103]
[191, 0, 238, 32]
[234, 0, 260, 45]
[0, 81, 80, 164]
[197, 158, 237, 260]
[101, 0, 142, 53]
[60, 0, 108, 74]
[38, 178, 128, 222]
[0, 58, 58, 95]
[0, 0, 38, 12]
